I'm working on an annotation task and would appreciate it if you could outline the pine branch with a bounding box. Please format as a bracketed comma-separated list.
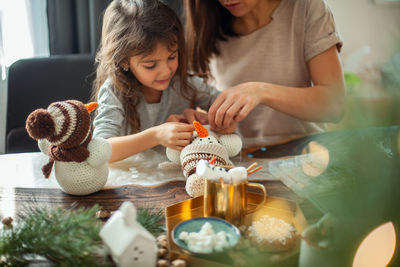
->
[0, 205, 111, 266]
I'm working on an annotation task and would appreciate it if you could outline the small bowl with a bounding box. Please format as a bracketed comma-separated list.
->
[172, 217, 241, 257]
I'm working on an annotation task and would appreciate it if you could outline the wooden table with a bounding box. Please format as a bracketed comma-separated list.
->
[0, 135, 324, 222]
[0, 180, 311, 209]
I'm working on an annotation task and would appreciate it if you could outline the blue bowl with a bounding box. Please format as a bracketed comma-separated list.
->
[172, 217, 241, 257]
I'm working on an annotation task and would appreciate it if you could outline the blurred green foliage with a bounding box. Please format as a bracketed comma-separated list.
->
[344, 71, 362, 93]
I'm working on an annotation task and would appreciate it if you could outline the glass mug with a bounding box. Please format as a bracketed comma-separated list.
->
[203, 178, 267, 226]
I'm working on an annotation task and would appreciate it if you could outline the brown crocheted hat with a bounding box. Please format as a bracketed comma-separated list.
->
[26, 100, 95, 148]
[180, 143, 231, 178]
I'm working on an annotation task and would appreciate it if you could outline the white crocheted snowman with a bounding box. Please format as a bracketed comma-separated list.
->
[26, 100, 112, 195]
[160, 121, 242, 197]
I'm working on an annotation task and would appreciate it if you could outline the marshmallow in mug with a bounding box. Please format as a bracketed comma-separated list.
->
[196, 159, 247, 184]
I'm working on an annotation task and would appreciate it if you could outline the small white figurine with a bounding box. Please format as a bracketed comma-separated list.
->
[100, 202, 158, 267]
[25, 100, 111, 195]
[196, 159, 248, 184]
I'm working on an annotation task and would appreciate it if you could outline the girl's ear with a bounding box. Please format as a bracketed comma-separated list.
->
[120, 60, 129, 71]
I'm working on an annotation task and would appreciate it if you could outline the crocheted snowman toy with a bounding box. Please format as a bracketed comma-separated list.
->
[160, 121, 242, 197]
[25, 100, 112, 195]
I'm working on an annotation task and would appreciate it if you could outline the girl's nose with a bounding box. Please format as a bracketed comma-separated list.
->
[160, 61, 173, 76]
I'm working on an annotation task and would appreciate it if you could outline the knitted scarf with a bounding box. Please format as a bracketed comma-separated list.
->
[42, 134, 92, 178]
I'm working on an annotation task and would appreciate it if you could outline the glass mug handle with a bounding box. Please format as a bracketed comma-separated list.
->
[246, 182, 267, 214]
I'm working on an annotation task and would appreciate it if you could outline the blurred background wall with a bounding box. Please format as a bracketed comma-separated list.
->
[326, 0, 400, 129]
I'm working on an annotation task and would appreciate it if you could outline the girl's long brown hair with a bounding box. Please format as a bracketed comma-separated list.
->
[93, 0, 196, 133]
[184, 0, 237, 80]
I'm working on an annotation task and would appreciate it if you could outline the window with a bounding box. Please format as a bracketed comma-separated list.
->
[0, 0, 49, 153]
[0, 0, 49, 70]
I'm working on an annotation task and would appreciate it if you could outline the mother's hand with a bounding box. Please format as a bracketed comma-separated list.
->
[208, 82, 261, 130]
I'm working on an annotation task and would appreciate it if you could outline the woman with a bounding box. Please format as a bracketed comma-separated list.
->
[185, 0, 345, 147]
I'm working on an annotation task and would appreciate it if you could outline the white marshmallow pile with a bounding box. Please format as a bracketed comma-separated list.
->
[178, 222, 231, 253]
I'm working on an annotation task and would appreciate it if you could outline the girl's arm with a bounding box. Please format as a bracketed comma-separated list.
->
[107, 122, 194, 163]
[208, 46, 345, 130]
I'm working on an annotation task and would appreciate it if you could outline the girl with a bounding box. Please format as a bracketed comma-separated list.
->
[92, 0, 219, 163]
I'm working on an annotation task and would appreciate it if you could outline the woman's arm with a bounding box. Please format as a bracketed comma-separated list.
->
[208, 46, 345, 130]
[107, 122, 194, 163]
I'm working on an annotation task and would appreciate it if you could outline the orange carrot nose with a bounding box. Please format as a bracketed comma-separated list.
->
[85, 102, 98, 113]
[209, 157, 216, 165]
[193, 120, 208, 138]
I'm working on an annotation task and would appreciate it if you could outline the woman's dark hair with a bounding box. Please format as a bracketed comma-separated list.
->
[93, 0, 196, 132]
[184, 0, 237, 80]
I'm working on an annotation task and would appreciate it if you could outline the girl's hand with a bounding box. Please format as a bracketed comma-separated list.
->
[167, 109, 208, 125]
[155, 122, 194, 150]
[208, 82, 261, 130]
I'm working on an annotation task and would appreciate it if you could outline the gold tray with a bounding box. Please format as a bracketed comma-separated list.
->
[166, 193, 308, 266]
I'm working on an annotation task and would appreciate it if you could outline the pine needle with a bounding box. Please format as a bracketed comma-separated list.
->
[136, 207, 165, 236]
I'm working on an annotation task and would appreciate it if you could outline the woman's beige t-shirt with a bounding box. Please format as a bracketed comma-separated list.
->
[209, 0, 343, 147]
